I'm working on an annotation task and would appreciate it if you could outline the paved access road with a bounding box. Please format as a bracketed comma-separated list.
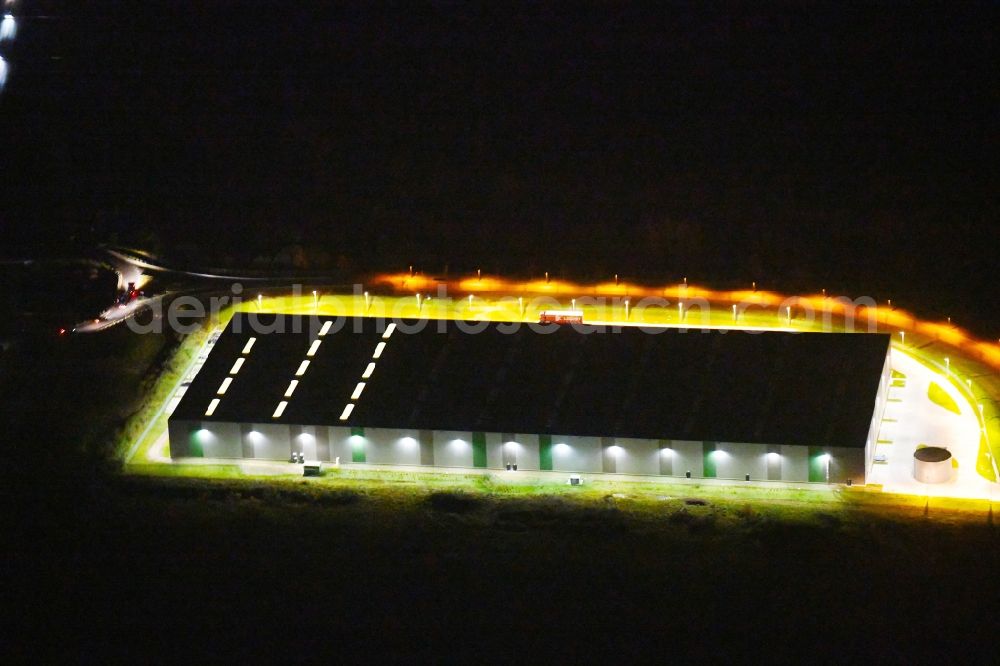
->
[868, 349, 991, 499]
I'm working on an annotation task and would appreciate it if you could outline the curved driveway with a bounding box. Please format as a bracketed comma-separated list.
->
[868, 348, 991, 499]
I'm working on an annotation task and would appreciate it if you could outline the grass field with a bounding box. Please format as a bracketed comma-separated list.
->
[14, 461, 1000, 662]
[126, 456, 1000, 528]
[928, 381, 962, 414]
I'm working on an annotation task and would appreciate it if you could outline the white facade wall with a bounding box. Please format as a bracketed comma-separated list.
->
[509, 435, 540, 470]
[203, 421, 242, 458]
[713, 442, 768, 480]
[362, 428, 419, 465]
[551, 435, 603, 472]
[428, 430, 465, 468]
[865, 349, 893, 472]
[670, 440, 704, 477]
[293, 426, 319, 460]
[613, 437, 661, 475]
[780, 445, 809, 480]
[328, 426, 353, 464]
[168, 420, 867, 483]
[485, 432, 504, 469]
[251, 423, 292, 460]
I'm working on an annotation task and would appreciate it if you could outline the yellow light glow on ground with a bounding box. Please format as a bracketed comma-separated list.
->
[591, 281, 630, 296]
[117, 274, 1000, 495]
[457, 276, 505, 292]
[362, 272, 1000, 374]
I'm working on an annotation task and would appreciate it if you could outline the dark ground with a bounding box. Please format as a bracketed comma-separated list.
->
[2, 2, 999, 661]
[8, 470, 1000, 663]
[1, 2, 997, 333]
[3, 290, 999, 662]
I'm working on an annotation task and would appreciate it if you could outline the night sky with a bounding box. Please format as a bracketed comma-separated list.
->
[2, 2, 997, 332]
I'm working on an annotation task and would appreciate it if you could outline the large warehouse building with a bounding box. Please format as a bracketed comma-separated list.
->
[169, 314, 891, 484]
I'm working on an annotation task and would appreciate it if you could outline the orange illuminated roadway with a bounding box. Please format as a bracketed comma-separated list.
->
[372, 271, 1000, 372]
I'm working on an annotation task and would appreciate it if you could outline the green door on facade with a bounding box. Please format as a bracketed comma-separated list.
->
[702, 441, 717, 478]
[189, 431, 204, 458]
[538, 434, 553, 471]
[472, 432, 487, 468]
[351, 427, 366, 463]
[808, 447, 826, 482]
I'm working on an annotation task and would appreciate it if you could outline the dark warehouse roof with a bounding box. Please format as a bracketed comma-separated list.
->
[171, 314, 890, 448]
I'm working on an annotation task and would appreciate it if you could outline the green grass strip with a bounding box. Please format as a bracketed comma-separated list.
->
[928, 382, 961, 415]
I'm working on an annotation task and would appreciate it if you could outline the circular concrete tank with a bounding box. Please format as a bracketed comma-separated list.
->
[913, 447, 953, 484]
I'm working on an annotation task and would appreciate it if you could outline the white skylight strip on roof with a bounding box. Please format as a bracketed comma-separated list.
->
[382, 323, 396, 339]
[242, 337, 257, 354]
[295, 360, 310, 376]
[339, 403, 354, 421]
[284, 380, 299, 398]
[373, 342, 386, 359]
[229, 357, 245, 375]
[319, 321, 333, 336]
[205, 398, 220, 416]
[216, 377, 233, 395]
[361, 362, 375, 379]
[272, 401, 288, 418]
[351, 382, 366, 400]
[307, 340, 322, 357]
